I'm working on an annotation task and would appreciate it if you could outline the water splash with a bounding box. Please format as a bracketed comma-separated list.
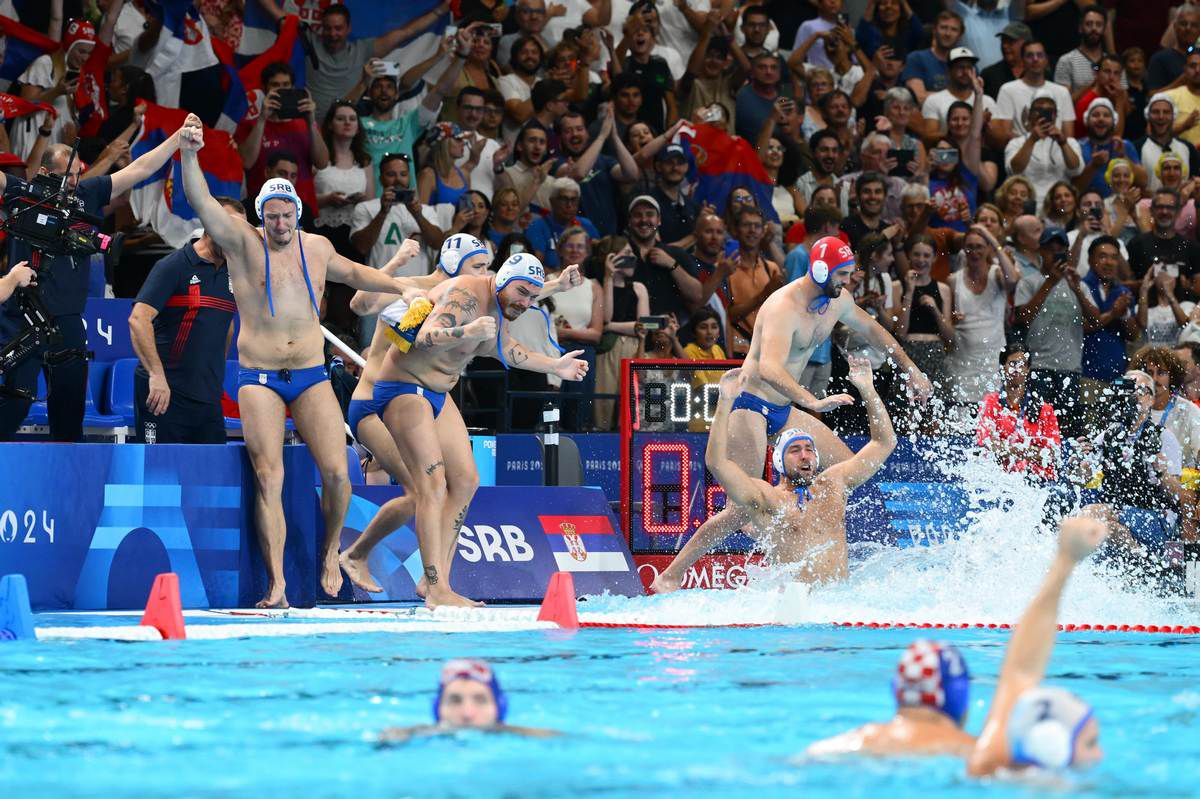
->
[586, 439, 1195, 627]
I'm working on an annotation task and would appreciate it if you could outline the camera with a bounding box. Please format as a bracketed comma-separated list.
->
[274, 88, 305, 119]
[3, 172, 110, 258]
[1103, 377, 1141, 430]
[638, 315, 668, 331]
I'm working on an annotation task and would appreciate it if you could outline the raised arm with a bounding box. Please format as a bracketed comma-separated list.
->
[349, 238, 424, 315]
[705, 369, 775, 508]
[109, 114, 188, 196]
[967, 514, 1110, 777]
[178, 121, 250, 256]
[373, 2, 449, 58]
[327, 247, 421, 294]
[411, 282, 497, 352]
[824, 356, 896, 489]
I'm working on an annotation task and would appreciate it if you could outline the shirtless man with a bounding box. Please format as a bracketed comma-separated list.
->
[370, 252, 588, 607]
[652, 237, 929, 592]
[179, 122, 423, 608]
[671, 361, 895, 584]
[337, 236, 584, 594]
[807, 640, 976, 758]
[967, 514, 1108, 776]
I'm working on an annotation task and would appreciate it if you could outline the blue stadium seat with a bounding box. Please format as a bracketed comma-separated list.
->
[84, 362, 126, 432]
[107, 358, 138, 426]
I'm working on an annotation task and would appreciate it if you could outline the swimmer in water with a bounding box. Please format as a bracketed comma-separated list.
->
[967, 514, 1109, 777]
[366, 252, 587, 608]
[339, 236, 584, 596]
[807, 640, 976, 758]
[669, 361, 895, 584]
[378, 659, 557, 743]
[652, 237, 929, 593]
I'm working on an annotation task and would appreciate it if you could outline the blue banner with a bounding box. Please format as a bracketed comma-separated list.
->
[336, 485, 644, 602]
[83, 298, 240, 363]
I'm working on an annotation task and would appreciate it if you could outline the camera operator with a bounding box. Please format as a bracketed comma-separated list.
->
[0, 263, 36, 305]
[1076, 369, 1184, 554]
[0, 126, 195, 441]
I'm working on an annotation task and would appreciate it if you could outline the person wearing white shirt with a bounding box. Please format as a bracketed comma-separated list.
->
[994, 40, 1075, 139]
[1004, 92, 1083, 203]
[920, 47, 998, 138]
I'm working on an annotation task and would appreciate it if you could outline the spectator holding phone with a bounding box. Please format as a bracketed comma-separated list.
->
[237, 61, 329, 219]
[1074, 98, 1147, 199]
[994, 40, 1075, 140]
[877, 87, 927, 178]
[1067, 189, 1130, 267]
[1127, 187, 1200, 290]
[1139, 94, 1200, 193]
[920, 48, 997, 141]
[1005, 92, 1083, 205]
[1137, 260, 1196, 346]
[975, 344, 1062, 482]
[594, 236, 650, 431]
[855, 0, 924, 62]
[315, 101, 374, 258]
[417, 122, 481, 208]
[350, 153, 450, 279]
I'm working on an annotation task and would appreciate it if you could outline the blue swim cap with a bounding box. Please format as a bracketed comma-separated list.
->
[432, 659, 508, 723]
[772, 427, 818, 479]
[893, 640, 970, 725]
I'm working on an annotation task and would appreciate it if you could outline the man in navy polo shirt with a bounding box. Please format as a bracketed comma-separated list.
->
[127, 198, 245, 443]
[0, 126, 193, 441]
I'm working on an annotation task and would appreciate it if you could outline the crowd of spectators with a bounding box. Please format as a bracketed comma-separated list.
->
[3, 0, 1200, 550]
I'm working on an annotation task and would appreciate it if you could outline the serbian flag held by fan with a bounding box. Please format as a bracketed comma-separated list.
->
[0, 15, 58, 91]
[539, 515, 631, 573]
[129, 103, 244, 248]
[237, 14, 305, 123]
[74, 41, 113, 138]
[0, 91, 53, 121]
[681, 123, 779, 223]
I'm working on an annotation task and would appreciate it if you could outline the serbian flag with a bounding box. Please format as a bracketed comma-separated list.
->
[209, 37, 249, 132]
[128, 103, 245, 248]
[539, 515, 631, 573]
[0, 15, 58, 91]
[682, 122, 779, 223]
[237, 13, 306, 124]
[74, 41, 113, 138]
[0, 90, 53, 121]
[237, 0, 328, 59]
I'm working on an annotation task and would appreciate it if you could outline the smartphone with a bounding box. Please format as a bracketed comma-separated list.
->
[931, 147, 958, 166]
[395, 188, 415, 204]
[1031, 106, 1053, 124]
[837, 12, 850, 25]
[615, 254, 638, 271]
[64, 68, 80, 83]
[702, 106, 723, 122]
[486, 23, 503, 37]
[446, 25, 458, 37]
[456, 195, 475, 214]
[1022, 199, 1038, 216]
[638, 315, 668, 331]
[1087, 206, 1103, 220]
[275, 87, 305, 119]
[887, 148, 915, 175]
[1053, 251, 1069, 266]
[377, 61, 401, 77]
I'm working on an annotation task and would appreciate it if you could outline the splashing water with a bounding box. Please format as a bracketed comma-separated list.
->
[584, 437, 1196, 627]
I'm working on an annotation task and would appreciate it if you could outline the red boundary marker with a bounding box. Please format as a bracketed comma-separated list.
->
[139, 573, 186, 640]
[575, 620, 1200, 634]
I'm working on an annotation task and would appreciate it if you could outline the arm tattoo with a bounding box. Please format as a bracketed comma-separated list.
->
[441, 287, 479, 318]
[424, 460, 445, 476]
[505, 344, 530, 366]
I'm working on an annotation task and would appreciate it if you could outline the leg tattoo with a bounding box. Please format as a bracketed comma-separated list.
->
[424, 565, 439, 585]
[424, 460, 445, 476]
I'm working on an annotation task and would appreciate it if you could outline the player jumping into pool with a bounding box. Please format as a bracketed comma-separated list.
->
[652, 237, 929, 593]
[179, 120, 419, 608]
[338, 236, 584, 595]
[662, 361, 895, 585]
[378, 659, 557, 742]
[806, 640, 976, 758]
[362, 252, 588, 608]
[966, 513, 1108, 777]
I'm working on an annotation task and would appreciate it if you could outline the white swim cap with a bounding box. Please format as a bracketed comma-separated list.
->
[772, 427, 818, 477]
[255, 178, 303, 222]
[439, 234, 489, 277]
[1008, 686, 1094, 770]
[495, 252, 546, 292]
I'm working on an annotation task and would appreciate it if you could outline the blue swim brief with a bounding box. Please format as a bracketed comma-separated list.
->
[238, 364, 329, 405]
[373, 380, 447, 418]
[347, 396, 388, 440]
[730, 390, 792, 437]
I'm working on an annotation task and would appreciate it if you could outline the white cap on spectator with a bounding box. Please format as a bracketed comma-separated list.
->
[628, 194, 661, 214]
[948, 47, 978, 63]
[1031, 87, 1057, 104]
[1084, 97, 1119, 127]
[1146, 92, 1176, 119]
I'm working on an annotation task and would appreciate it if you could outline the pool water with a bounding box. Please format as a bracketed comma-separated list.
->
[1, 619, 1198, 798]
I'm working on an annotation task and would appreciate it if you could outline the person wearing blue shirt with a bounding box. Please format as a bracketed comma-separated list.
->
[525, 177, 601, 269]
[735, 51, 785, 142]
[1081, 236, 1141, 385]
[1075, 98, 1147, 198]
[950, 0, 1024, 70]
[0, 129, 192, 441]
[901, 10, 964, 105]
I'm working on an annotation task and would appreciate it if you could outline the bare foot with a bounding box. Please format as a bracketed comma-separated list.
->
[255, 587, 289, 609]
[650, 570, 683, 595]
[415, 576, 428, 599]
[339, 551, 383, 593]
[425, 587, 485, 609]
[321, 547, 344, 598]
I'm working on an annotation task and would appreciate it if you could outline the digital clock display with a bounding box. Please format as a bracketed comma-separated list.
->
[619, 359, 757, 555]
